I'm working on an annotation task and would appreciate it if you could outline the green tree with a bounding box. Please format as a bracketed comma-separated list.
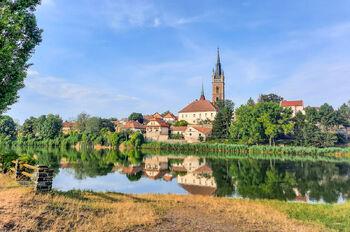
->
[85, 117, 102, 135]
[246, 97, 255, 106]
[21, 116, 36, 137]
[212, 99, 235, 139]
[128, 112, 143, 123]
[230, 102, 293, 145]
[76, 112, 90, 132]
[257, 103, 294, 146]
[39, 114, 63, 139]
[258, 93, 283, 104]
[100, 118, 115, 132]
[337, 102, 350, 127]
[174, 120, 188, 127]
[0, 0, 42, 113]
[0, 115, 17, 138]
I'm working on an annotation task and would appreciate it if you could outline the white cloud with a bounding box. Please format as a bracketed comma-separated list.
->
[27, 70, 39, 76]
[26, 74, 139, 105]
[153, 18, 160, 27]
[270, 60, 350, 107]
[41, 0, 54, 6]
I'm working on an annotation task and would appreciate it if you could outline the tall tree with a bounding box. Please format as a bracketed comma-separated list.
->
[258, 93, 283, 104]
[128, 112, 143, 123]
[0, 115, 17, 138]
[0, 0, 42, 113]
[212, 100, 235, 139]
[39, 114, 63, 139]
[21, 116, 37, 137]
[76, 112, 90, 132]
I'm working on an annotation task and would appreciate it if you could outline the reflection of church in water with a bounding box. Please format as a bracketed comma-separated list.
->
[115, 155, 217, 196]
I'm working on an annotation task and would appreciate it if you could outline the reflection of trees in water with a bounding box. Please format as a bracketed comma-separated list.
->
[211, 158, 350, 203]
[126, 171, 143, 182]
[293, 162, 350, 203]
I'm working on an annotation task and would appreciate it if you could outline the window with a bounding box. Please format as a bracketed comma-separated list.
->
[189, 133, 192, 136]
[193, 114, 195, 117]
[216, 86, 219, 94]
[193, 179, 195, 184]
[216, 97, 219, 101]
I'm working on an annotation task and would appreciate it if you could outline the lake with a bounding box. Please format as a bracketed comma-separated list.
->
[1, 146, 349, 204]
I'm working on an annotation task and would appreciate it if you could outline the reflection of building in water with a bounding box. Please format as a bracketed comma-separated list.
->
[143, 156, 169, 180]
[115, 163, 144, 175]
[175, 156, 217, 196]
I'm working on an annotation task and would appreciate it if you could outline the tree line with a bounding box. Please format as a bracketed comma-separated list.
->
[212, 94, 350, 148]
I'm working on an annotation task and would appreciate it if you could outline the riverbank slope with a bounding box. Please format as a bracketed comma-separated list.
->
[0, 174, 348, 231]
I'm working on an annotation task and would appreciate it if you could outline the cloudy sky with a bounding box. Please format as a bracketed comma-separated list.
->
[7, 0, 350, 122]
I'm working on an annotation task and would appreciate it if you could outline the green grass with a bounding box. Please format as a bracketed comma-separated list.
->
[264, 200, 350, 231]
[142, 141, 350, 157]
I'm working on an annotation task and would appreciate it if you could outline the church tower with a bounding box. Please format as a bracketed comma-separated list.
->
[212, 48, 225, 104]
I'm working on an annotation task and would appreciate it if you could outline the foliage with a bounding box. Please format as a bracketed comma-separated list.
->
[0, 115, 17, 138]
[123, 132, 144, 147]
[174, 120, 188, 127]
[21, 116, 36, 137]
[161, 110, 172, 117]
[230, 102, 294, 145]
[76, 112, 90, 132]
[169, 134, 184, 140]
[0, 0, 42, 113]
[39, 114, 63, 139]
[141, 141, 350, 157]
[128, 112, 143, 123]
[258, 93, 283, 104]
[212, 99, 235, 139]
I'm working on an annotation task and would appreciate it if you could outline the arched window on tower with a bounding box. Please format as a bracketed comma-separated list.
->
[216, 86, 219, 94]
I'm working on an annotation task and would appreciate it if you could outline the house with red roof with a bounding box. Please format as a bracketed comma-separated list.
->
[145, 118, 170, 142]
[178, 88, 218, 125]
[163, 113, 177, 124]
[61, 122, 77, 134]
[119, 120, 146, 133]
[280, 100, 305, 117]
[170, 126, 187, 135]
[184, 126, 212, 143]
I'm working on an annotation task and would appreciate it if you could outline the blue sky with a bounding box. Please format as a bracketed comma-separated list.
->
[7, 0, 350, 122]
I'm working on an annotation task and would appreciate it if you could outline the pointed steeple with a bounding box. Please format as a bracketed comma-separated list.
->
[217, 47, 220, 64]
[200, 82, 205, 100]
[215, 47, 222, 78]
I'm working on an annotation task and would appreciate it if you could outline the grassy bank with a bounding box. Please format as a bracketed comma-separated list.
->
[1, 174, 349, 231]
[142, 142, 350, 157]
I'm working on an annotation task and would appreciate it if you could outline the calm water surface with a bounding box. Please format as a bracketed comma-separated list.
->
[1, 147, 349, 204]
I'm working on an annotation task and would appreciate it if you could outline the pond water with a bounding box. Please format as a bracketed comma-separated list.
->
[1, 146, 350, 204]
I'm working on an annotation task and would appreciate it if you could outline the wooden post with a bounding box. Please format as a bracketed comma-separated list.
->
[34, 165, 53, 192]
[14, 159, 21, 181]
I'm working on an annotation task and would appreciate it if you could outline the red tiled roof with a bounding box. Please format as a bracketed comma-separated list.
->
[62, 122, 76, 128]
[170, 166, 188, 172]
[179, 99, 218, 113]
[193, 165, 212, 173]
[281, 100, 303, 107]
[171, 126, 187, 132]
[143, 115, 154, 121]
[111, 121, 119, 126]
[163, 113, 176, 119]
[146, 118, 170, 128]
[121, 120, 146, 129]
[189, 126, 212, 135]
[153, 113, 163, 118]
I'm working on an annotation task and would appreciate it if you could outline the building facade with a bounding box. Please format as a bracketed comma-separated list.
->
[281, 100, 305, 117]
[178, 89, 218, 125]
[212, 48, 225, 104]
[145, 118, 169, 142]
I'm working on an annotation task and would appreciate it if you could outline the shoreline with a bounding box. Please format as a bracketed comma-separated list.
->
[1, 174, 349, 231]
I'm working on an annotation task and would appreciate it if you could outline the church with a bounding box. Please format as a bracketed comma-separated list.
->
[178, 49, 225, 125]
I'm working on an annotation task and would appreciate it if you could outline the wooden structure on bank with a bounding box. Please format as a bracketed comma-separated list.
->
[9, 159, 53, 192]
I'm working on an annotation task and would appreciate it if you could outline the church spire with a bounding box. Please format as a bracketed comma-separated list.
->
[200, 82, 205, 100]
[215, 47, 222, 77]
